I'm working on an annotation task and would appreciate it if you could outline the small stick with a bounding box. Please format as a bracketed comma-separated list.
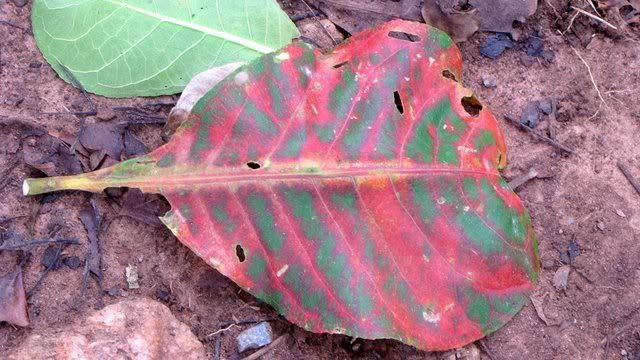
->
[618, 161, 640, 196]
[477, 340, 496, 360]
[504, 116, 575, 154]
[508, 169, 539, 191]
[570, 6, 618, 30]
[548, 99, 557, 140]
[572, 47, 607, 106]
[0, 20, 25, 31]
[0, 238, 80, 251]
[241, 334, 288, 360]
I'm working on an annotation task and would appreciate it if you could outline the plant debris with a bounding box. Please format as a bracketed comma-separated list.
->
[423, 0, 537, 41]
[480, 33, 514, 59]
[0, 266, 29, 327]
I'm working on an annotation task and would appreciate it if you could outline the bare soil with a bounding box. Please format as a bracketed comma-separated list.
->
[1, 1, 640, 359]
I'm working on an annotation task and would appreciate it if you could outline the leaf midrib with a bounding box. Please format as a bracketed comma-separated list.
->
[90, 0, 275, 54]
[115, 167, 500, 188]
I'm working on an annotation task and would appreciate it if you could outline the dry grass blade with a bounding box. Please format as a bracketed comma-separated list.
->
[571, 47, 607, 108]
[570, 6, 619, 29]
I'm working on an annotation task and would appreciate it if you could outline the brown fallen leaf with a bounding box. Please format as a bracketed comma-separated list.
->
[422, 0, 480, 42]
[0, 266, 29, 327]
[164, 62, 244, 140]
[309, 0, 422, 35]
[423, 0, 537, 41]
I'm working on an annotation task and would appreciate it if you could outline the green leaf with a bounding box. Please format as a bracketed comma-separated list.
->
[31, 0, 299, 97]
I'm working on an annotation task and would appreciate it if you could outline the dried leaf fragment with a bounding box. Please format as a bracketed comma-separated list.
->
[0, 266, 29, 327]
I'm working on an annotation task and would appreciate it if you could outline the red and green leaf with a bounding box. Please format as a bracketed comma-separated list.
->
[24, 20, 539, 351]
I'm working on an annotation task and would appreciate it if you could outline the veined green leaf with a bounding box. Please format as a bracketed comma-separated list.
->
[32, 0, 299, 97]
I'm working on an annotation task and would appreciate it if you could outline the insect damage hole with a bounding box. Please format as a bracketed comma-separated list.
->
[388, 31, 421, 42]
[441, 69, 458, 82]
[461, 95, 483, 117]
[235, 245, 245, 262]
[246, 161, 261, 170]
[393, 91, 404, 114]
[333, 61, 348, 69]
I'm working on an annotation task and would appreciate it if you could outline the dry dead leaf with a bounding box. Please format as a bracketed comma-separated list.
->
[423, 0, 537, 41]
[0, 266, 29, 327]
[164, 62, 244, 140]
[422, 0, 479, 42]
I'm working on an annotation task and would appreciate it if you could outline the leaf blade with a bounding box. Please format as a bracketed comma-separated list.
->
[32, 0, 299, 97]
[24, 20, 539, 350]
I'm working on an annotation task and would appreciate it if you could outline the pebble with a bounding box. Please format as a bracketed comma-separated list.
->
[237, 322, 273, 353]
[553, 266, 571, 290]
[616, 209, 626, 218]
[521, 101, 540, 128]
[481, 75, 498, 88]
[125, 265, 140, 289]
[597, 222, 606, 231]
[542, 259, 556, 269]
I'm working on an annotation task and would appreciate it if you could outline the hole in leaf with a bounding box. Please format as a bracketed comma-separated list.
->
[461, 95, 483, 117]
[442, 70, 458, 82]
[393, 91, 404, 114]
[246, 162, 261, 170]
[388, 31, 421, 42]
[333, 61, 348, 69]
[235, 245, 245, 262]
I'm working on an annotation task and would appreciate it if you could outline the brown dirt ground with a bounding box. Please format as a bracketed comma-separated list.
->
[1, 0, 640, 359]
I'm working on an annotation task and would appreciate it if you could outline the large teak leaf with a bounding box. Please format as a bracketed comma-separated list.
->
[24, 21, 540, 350]
[32, 0, 299, 97]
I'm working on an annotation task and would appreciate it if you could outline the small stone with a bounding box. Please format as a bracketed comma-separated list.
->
[621, 349, 628, 356]
[616, 209, 626, 218]
[521, 101, 540, 128]
[553, 266, 571, 290]
[96, 108, 117, 121]
[481, 75, 497, 88]
[597, 222, 606, 231]
[12, 0, 28, 7]
[237, 322, 273, 353]
[125, 265, 140, 289]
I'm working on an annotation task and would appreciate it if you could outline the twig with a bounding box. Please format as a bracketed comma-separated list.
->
[212, 334, 222, 360]
[571, 47, 606, 107]
[504, 116, 575, 154]
[0, 238, 80, 251]
[548, 99, 557, 140]
[477, 339, 496, 360]
[241, 334, 288, 360]
[571, 6, 618, 30]
[207, 318, 279, 338]
[0, 20, 25, 31]
[618, 161, 640, 196]
[562, 11, 580, 35]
